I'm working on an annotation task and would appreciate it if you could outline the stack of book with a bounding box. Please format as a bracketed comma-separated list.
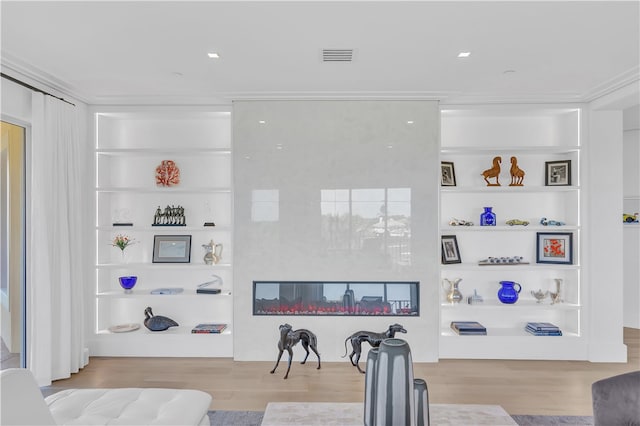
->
[525, 322, 562, 336]
[450, 321, 487, 335]
[191, 323, 228, 334]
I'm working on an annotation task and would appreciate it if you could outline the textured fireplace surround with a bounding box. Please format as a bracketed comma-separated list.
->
[232, 100, 440, 362]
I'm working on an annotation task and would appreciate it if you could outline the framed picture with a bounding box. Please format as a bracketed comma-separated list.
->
[441, 161, 456, 186]
[441, 235, 461, 264]
[545, 160, 571, 186]
[536, 232, 573, 264]
[153, 235, 192, 263]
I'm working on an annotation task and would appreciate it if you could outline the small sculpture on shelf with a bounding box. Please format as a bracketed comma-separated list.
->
[270, 323, 321, 379]
[155, 159, 180, 187]
[143, 307, 178, 331]
[623, 213, 639, 223]
[202, 240, 223, 265]
[531, 289, 549, 303]
[540, 217, 565, 226]
[509, 156, 525, 186]
[506, 219, 529, 226]
[478, 256, 528, 265]
[342, 323, 407, 374]
[152, 205, 186, 226]
[449, 218, 473, 226]
[467, 289, 484, 304]
[481, 156, 502, 186]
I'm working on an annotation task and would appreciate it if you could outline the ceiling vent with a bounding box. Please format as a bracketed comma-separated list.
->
[322, 49, 354, 62]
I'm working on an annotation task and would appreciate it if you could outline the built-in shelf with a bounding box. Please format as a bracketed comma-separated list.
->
[439, 105, 584, 360]
[91, 108, 233, 357]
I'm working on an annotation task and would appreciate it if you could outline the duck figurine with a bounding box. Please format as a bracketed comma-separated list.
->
[143, 307, 178, 331]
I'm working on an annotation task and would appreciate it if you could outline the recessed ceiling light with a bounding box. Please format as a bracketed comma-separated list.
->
[258, 120, 266, 124]
[457, 52, 471, 58]
[387, 145, 394, 149]
[207, 52, 220, 59]
[407, 120, 414, 124]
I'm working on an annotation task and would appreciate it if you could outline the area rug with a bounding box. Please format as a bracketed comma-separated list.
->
[208, 410, 264, 426]
[207, 411, 594, 426]
[511, 415, 594, 425]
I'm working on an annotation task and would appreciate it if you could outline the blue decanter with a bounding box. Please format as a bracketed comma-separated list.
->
[480, 207, 496, 226]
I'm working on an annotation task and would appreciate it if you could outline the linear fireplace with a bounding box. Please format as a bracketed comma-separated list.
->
[253, 281, 419, 316]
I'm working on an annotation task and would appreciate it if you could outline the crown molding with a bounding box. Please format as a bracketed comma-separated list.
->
[1, 52, 90, 105]
[582, 66, 640, 104]
[3, 50, 636, 108]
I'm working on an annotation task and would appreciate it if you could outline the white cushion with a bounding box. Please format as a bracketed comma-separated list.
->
[0, 368, 57, 425]
[45, 388, 211, 425]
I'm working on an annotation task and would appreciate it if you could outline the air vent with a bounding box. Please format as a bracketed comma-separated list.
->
[322, 49, 354, 62]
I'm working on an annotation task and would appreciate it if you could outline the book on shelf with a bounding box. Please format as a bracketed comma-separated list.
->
[196, 287, 222, 294]
[525, 322, 562, 336]
[450, 321, 487, 335]
[191, 323, 227, 334]
[525, 328, 563, 336]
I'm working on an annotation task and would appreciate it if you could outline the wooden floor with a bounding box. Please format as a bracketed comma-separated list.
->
[45, 328, 640, 416]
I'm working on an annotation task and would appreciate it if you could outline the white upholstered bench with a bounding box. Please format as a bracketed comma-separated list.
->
[0, 368, 211, 426]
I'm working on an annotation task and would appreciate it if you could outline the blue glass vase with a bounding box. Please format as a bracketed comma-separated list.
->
[480, 207, 496, 226]
[498, 281, 521, 304]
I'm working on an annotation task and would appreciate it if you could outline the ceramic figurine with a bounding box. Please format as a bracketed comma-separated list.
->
[481, 156, 502, 186]
[343, 324, 407, 374]
[270, 323, 320, 379]
[509, 156, 525, 186]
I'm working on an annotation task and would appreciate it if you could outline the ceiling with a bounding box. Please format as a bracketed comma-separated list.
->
[1, 1, 639, 105]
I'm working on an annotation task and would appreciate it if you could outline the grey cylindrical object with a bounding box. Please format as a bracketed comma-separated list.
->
[413, 378, 430, 426]
[363, 347, 379, 426]
[374, 338, 415, 426]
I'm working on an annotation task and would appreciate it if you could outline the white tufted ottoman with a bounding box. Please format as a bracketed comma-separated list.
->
[0, 368, 211, 426]
[45, 388, 212, 426]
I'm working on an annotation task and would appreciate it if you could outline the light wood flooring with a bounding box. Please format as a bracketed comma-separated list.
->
[44, 328, 640, 416]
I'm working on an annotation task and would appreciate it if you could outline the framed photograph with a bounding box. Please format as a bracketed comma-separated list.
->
[536, 232, 573, 264]
[441, 161, 456, 186]
[545, 160, 572, 186]
[441, 235, 461, 264]
[153, 235, 192, 263]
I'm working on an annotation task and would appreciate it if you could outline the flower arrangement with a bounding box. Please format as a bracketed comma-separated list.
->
[111, 234, 136, 252]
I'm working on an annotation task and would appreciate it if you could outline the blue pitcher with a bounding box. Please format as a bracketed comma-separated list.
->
[498, 281, 521, 304]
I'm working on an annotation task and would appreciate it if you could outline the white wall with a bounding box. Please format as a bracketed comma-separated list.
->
[232, 100, 440, 362]
[622, 105, 640, 328]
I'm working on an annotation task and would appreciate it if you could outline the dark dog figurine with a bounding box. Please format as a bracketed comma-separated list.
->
[342, 323, 407, 373]
[270, 323, 321, 379]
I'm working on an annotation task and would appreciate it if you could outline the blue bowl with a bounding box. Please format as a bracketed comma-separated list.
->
[118, 276, 138, 292]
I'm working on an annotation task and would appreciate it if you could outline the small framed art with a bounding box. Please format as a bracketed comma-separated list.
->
[441, 235, 461, 264]
[153, 235, 192, 263]
[545, 160, 571, 186]
[441, 161, 456, 186]
[536, 232, 573, 264]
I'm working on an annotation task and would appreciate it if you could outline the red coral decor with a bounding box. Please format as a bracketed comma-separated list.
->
[155, 160, 180, 187]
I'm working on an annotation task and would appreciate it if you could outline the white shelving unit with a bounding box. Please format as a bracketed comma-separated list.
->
[439, 106, 585, 360]
[90, 109, 233, 357]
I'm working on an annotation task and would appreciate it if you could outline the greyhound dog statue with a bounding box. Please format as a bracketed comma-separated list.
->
[342, 323, 407, 373]
[270, 323, 321, 379]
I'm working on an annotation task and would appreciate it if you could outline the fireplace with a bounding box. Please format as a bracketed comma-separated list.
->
[253, 281, 419, 316]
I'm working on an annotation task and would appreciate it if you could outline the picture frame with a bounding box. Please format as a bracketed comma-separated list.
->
[536, 232, 573, 264]
[441, 235, 461, 264]
[441, 161, 457, 186]
[152, 235, 192, 263]
[545, 160, 572, 186]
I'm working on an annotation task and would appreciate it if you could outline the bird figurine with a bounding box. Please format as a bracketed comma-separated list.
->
[143, 307, 178, 331]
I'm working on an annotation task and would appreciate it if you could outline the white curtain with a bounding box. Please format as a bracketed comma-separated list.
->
[29, 93, 88, 385]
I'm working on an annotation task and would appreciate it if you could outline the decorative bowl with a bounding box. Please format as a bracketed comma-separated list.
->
[118, 276, 138, 293]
